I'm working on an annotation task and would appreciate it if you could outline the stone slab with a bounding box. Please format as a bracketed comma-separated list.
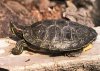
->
[0, 27, 100, 71]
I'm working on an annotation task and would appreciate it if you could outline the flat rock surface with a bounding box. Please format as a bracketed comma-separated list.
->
[0, 27, 100, 71]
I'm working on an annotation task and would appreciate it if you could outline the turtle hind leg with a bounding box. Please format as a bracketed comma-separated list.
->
[11, 40, 28, 55]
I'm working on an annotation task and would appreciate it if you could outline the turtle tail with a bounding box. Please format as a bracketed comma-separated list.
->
[10, 21, 23, 39]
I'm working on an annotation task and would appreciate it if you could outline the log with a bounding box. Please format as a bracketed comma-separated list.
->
[0, 27, 100, 71]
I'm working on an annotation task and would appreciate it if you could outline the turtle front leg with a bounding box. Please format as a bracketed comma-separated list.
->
[12, 40, 28, 55]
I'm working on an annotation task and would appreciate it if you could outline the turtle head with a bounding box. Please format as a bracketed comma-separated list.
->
[10, 21, 24, 39]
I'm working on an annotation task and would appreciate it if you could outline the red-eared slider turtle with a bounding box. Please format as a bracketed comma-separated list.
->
[10, 19, 97, 56]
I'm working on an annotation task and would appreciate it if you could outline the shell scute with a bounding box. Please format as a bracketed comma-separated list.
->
[23, 19, 97, 51]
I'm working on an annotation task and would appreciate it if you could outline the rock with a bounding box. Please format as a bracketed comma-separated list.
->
[0, 1, 35, 38]
[0, 27, 99, 71]
[91, 0, 100, 26]
[63, 0, 94, 27]
[0, 2, 15, 38]
[0, 39, 10, 48]
[6, 1, 33, 25]
[0, 49, 5, 54]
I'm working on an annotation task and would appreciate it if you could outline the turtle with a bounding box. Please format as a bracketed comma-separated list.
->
[10, 19, 97, 56]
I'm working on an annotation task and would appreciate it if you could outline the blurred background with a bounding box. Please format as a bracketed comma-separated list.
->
[0, 0, 99, 38]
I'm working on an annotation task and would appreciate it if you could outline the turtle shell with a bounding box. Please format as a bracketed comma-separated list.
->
[23, 19, 97, 52]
